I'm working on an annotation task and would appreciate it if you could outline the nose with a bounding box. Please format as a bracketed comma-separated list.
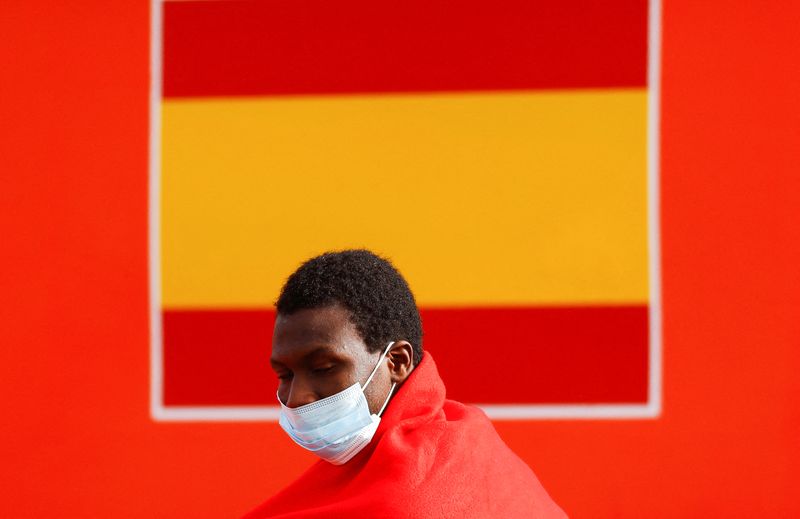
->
[283, 377, 318, 409]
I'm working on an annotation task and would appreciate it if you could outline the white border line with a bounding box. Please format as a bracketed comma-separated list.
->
[149, 0, 166, 421]
[645, 0, 663, 420]
[149, 0, 662, 421]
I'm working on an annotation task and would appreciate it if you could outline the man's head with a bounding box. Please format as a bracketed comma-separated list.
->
[270, 249, 423, 414]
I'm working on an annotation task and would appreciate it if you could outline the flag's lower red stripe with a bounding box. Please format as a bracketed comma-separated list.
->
[163, 306, 648, 406]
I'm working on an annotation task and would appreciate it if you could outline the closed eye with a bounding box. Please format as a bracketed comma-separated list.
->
[312, 366, 335, 376]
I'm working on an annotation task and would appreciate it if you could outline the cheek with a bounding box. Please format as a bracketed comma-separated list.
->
[278, 372, 357, 405]
[321, 371, 358, 397]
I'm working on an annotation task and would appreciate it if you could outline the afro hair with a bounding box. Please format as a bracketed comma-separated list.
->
[276, 249, 424, 365]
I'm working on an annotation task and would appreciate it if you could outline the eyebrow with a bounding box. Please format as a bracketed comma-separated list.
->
[270, 346, 337, 368]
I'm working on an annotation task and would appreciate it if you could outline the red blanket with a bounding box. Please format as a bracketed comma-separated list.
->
[243, 353, 567, 518]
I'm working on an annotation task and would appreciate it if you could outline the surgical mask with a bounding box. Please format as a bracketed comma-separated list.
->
[277, 341, 397, 465]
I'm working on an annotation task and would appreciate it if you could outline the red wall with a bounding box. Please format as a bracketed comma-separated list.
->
[1, 2, 798, 517]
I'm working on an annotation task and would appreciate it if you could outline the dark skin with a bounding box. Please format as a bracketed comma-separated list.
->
[270, 304, 415, 414]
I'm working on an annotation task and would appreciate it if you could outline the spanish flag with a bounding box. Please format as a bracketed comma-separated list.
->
[156, 0, 653, 416]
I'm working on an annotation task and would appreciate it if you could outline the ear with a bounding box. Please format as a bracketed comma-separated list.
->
[386, 341, 415, 384]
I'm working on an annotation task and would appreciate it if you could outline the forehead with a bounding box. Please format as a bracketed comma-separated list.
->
[271, 305, 365, 361]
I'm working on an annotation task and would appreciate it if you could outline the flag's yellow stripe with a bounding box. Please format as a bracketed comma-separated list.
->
[161, 89, 649, 307]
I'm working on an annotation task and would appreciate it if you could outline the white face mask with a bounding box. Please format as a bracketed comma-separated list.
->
[277, 342, 397, 465]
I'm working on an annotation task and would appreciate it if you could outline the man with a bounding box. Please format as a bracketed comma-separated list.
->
[244, 249, 566, 518]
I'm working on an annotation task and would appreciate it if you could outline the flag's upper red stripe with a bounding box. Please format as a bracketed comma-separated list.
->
[163, 0, 648, 98]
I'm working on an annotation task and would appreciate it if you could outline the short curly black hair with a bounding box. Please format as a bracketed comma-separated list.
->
[276, 249, 423, 365]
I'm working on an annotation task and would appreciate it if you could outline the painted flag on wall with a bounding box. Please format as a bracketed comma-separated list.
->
[151, 0, 660, 420]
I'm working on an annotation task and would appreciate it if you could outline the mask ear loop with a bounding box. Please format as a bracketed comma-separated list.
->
[377, 383, 396, 417]
[362, 341, 395, 390]
[363, 341, 397, 417]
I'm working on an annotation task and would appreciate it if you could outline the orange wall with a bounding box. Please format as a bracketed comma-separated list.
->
[1, 2, 798, 517]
